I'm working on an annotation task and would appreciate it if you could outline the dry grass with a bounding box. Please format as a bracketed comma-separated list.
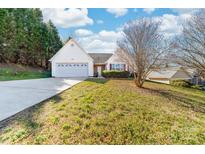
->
[0, 63, 50, 81]
[0, 79, 205, 144]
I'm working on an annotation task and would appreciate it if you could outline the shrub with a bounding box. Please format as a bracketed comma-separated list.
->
[102, 70, 129, 78]
[170, 80, 192, 87]
[129, 72, 134, 78]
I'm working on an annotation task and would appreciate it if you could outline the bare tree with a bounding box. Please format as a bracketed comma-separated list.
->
[177, 9, 205, 78]
[117, 18, 171, 88]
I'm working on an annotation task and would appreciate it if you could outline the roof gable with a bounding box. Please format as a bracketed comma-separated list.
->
[88, 53, 113, 64]
[147, 67, 192, 79]
[172, 69, 191, 79]
[148, 69, 177, 79]
[49, 39, 93, 62]
[106, 52, 125, 63]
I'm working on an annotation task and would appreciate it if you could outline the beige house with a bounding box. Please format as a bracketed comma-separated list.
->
[146, 67, 193, 84]
[89, 52, 129, 77]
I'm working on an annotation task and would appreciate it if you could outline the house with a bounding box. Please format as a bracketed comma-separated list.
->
[186, 68, 205, 85]
[49, 39, 129, 77]
[146, 67, 193, 84]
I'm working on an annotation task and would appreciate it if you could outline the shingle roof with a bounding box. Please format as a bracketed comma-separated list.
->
[147, 67, 182, 79]
[88, 53, 113, 64]
[147, 69, 177, 79]
[186, 68, 197, 76]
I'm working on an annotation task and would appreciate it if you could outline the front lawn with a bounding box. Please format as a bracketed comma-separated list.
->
[0, 68, 51, 81]
[0, 79, 205, 144]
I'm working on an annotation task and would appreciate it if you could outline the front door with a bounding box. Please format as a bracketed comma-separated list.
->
[97, 66, 102, 77]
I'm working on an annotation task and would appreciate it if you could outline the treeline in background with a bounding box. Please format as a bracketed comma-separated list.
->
[0, 9, 63, 69]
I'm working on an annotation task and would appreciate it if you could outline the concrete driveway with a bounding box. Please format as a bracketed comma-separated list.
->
[0, 78, 85, 122]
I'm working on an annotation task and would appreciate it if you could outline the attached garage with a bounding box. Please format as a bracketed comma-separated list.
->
[49, 39, 93, 77]
[55, 63, 88, 77]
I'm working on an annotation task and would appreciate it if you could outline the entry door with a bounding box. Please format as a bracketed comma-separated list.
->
[97, 66, 102, 76]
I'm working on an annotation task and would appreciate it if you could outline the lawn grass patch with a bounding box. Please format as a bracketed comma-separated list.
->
[0, 79, 205, 144]
[0, 67, 51, 81]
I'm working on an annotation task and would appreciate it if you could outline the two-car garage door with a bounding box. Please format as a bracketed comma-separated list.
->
[55, 63, 88, 77]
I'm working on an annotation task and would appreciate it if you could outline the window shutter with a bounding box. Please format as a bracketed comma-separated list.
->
[110, 64, 112, 70]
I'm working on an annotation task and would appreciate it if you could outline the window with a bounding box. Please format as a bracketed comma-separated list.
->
[110, 64, 125, 71]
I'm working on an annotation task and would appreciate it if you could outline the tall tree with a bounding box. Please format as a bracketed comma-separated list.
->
[177, 10, 205, 78]
[27, 9, 44, 66]
[117, 18, 171, 87]
[0, 8, 62, 69]
[13, 9, 31, 64]
[0, 9, 8, 62]
[0, 9, 17, 63]
[42, 20, 62, 69]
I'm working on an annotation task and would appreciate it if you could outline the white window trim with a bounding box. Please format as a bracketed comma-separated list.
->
[110, 63, 125, 71]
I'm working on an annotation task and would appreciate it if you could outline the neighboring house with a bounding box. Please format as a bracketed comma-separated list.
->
[146, 67, 193, 84]
[186, 68, 205, 85]
[49, 39, 129, 77]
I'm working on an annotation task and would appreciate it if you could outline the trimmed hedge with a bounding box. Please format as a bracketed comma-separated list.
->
[170, 79, 192, 87]
[102, 70, 130, 78]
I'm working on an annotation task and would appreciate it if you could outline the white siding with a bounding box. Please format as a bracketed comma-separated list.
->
[50, 40, 93, 77]
[147, 79, 170, 84]
[106, 53, 128, 71]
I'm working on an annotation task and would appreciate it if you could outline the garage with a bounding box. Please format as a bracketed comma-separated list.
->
[55, 63, 88, 77]
[49, 39, 94, 77]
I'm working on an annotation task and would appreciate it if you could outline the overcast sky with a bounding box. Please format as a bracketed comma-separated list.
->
[41, 8, 199, 53]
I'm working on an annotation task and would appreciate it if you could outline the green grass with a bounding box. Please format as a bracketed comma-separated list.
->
[0, 68, 51, 81]
[0, 79, 205, 144]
